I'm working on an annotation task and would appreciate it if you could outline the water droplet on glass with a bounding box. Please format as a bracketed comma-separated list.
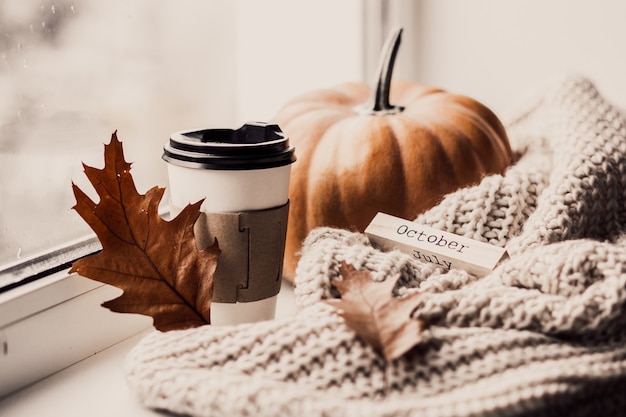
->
[70, 5, 76, 14]
[51, 4, 56, 14]
[16, 248, 22, 259]
[41, 21, 46, 29]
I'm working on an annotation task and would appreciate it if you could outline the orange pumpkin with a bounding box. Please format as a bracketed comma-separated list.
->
[273, 28, 513, 281]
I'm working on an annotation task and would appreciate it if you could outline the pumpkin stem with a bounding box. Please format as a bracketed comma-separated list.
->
[357, 27, 405, 116]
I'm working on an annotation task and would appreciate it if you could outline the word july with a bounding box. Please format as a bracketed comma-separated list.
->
[412, 250, 452, 270]
[396, 225, 469, 254]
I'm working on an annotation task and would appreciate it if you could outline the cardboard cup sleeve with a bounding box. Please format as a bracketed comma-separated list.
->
[173, 201, 289, 303]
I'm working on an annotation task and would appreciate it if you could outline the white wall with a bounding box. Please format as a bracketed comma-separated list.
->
[234, 0, 364, 122]
[386, 0, 626, 114]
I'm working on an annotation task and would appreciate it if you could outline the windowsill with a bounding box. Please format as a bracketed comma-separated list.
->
[0, 280, 297, 417]
[0, 331, 158, 417]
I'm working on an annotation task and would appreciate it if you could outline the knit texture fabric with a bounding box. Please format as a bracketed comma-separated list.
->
[125, 75, 626, 417]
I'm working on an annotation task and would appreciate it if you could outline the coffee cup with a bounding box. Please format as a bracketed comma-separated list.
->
[162, 122, 296, 325]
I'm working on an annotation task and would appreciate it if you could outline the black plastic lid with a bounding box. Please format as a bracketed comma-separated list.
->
[162, 122, 296, 170]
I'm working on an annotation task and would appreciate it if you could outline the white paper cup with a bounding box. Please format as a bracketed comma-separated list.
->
[162, 122, 295, 325]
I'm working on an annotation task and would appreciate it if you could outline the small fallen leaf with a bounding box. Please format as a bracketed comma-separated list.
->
[70, 131, 220, 331]
[326, 262, 424, 360]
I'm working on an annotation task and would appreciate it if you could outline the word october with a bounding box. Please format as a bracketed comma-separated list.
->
[396, 224, 469, 254]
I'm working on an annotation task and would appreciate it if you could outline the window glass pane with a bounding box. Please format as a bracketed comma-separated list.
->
[0, 1, 240, 265]
[0, 0, 363, 267]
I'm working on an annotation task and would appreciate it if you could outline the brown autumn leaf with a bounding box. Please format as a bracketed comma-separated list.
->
[69, 131, 220, 331]
[326, 262, 424, 361]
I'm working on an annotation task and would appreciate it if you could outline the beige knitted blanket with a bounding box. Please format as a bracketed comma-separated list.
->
[125, 75, 626, 417]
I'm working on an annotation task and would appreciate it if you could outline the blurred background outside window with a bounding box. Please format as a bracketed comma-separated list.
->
[0, 0, 366, 267]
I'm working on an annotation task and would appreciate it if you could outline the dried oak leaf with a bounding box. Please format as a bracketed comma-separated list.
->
[326, 262, 424, 361]
[69, 131, 220, 331]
